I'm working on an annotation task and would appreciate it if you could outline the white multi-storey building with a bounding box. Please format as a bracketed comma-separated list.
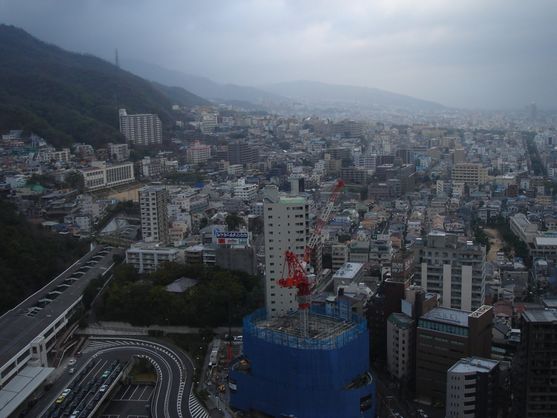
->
[263, 185, 309, 317]
[139, 185, 169, 245]
[126, 243, 182, 273]
[186, 141, 211, 164]
[415, 231, 486, 311]
[119, 108, 162, 145]
[509, 213, 538, 244]
[80, 161, 134, 191]
[355, 153, 377, 174]
[200, 113, 218, 134]
[446, 357, 499, 418]
[234, 180, 258, 202]
[107, 142, 130, 162]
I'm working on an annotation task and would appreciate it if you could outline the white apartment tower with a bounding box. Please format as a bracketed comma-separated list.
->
[263, 185, 309, 318]
[416, 231, 486, 311]
[119, 108, 162, 146]
[139, 185, 169, 245]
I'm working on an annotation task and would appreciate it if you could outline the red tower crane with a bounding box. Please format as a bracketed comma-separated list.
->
[278, 179, 345, 336]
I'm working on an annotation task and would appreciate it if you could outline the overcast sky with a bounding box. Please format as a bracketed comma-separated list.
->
[1, 0, 556, 109]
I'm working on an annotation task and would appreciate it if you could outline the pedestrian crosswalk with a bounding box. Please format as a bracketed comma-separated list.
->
[189, 391, 209, 418]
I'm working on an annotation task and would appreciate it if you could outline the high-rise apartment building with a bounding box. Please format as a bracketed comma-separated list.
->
[386, 312, 414, 384]
[416, 232, 486, 311]
[119, 108, 162, 146]
[186, 141, 211, 164]
[446, 357, 499, 418]
[452, 163, 488, 186]
[139, 185, 169, 245]
[415, 305, 493, 404]
[228, 141, 259, 165]
[512, 309, 557, 418]
[263, 185, 309, 317]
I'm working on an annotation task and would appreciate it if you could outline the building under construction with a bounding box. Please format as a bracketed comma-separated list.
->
[229, 300, 376, 418]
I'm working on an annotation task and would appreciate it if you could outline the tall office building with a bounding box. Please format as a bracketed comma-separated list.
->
[446, 357, 500, 418]
[119, 108, 162, 146]
[452, 163, 488, 186]
[386, 313, 414, 384]
[228, 140, 259, 165]
[415, 305, 493, 404]
[263, 185, 309, 317]
[139, 185, 169, 245]
[512, 309, 557, 418]
[416, 232, 486, 311]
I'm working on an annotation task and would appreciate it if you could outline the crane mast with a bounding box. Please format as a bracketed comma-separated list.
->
[278, 179, 345, 337]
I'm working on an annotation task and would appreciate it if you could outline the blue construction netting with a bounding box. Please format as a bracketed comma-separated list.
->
[230, 308, 376, 418]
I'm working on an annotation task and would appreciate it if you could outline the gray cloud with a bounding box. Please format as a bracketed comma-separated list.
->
[1, 0, 556, 109]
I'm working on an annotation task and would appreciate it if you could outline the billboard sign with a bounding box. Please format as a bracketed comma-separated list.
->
[215, 231, 249, 246]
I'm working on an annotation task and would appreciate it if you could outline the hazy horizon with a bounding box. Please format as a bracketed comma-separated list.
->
[1, 0, 556, 110]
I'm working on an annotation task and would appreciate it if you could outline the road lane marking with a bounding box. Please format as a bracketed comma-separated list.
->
[129, 384, 140, 400]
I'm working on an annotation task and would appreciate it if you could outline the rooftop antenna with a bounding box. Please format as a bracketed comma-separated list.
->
[115, 48, 120, 68]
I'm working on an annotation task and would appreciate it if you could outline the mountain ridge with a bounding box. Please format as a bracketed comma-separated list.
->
[122, 60, 443, 111]
[122, 59, 284, 104]
[261, 80, 444, 110]
[0, 24, 208, 148]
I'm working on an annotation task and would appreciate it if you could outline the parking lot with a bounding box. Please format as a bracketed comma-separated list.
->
[112, 384, 153, 402]
[100, 384, 153, 418]
[101, 415, 148, 418]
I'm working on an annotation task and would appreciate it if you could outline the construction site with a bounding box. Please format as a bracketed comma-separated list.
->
[229, 304, 376, 418]
[228, 180, 376, 418]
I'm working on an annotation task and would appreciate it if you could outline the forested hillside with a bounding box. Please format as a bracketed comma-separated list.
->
[0, 200, 89, 314]
[0, 25, 208, 148]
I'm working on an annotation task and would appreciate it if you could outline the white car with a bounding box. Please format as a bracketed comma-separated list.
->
[68, 358, 76, 366]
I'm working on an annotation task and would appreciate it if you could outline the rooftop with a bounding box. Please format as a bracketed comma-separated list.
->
[388, 312, 414, 329]
[279, 196, 306, 204]
[421, 307, 470, 327]
[534, 236, 557, 246]
[0, 366, 54, 418]
[332, 262, 365, 280]
[523, 309, 557, 323]
[165, 277, 198, 293]
[449, 357, 499, 375]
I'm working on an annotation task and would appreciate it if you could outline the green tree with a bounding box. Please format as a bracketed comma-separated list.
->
[225, 213, 245, 231]
[64, 171, 85, 192]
